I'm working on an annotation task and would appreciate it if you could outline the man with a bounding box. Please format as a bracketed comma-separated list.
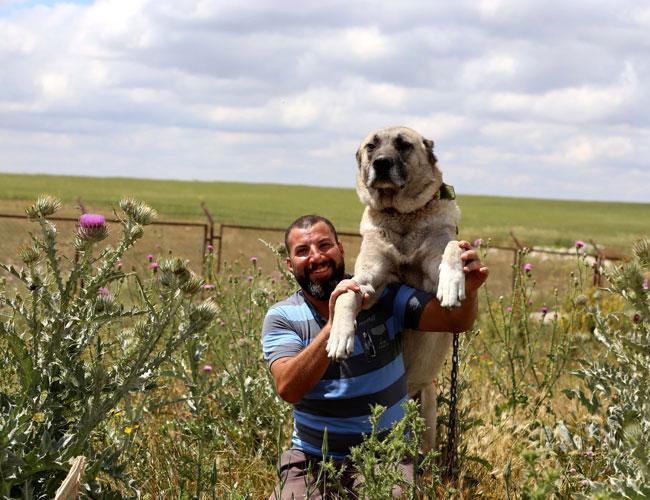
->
[262, 215, 488, 498]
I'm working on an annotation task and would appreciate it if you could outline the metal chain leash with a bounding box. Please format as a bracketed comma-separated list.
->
[445, 331, 460, 481]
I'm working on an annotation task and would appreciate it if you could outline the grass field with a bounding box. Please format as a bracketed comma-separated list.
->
[0, 173, 648, 252]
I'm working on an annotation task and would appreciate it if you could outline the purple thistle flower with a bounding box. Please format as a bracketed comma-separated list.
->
[207, 244, 214, 253]
[250, 256, 258, 265]
[98, 287, 109, 296]
[117, 260, 123, 269]
[247, 275, 253, 282]
[473, 238, 483, 247]
[506, 306, 512, 313]
[575, 240, 585, 249]
[79, 213, 105, 229]
[643, 278, 648, 290]
[541, 305, 549, 314]
[633, 313, 642, 323]
[202, 283, 216, 290]
[147, 254, 154, 262]
[149, 262, 159, 271]
[202, 363, 213, 374]
[523, 263, 533, 273]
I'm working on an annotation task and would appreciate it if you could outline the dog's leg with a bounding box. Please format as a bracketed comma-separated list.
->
[420, 382, 438, 452]
[326, 242, 390, 361]
[437, 240, 465, 308]
[326, 288, 365, 361]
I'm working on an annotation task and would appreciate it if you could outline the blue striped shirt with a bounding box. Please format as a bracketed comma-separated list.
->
[261, 283, 433, 458]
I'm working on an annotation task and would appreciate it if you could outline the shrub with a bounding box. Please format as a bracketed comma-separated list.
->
[0, 196, 217, 497]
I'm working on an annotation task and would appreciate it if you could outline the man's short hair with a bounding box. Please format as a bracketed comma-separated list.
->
[285, 215, 339, 253]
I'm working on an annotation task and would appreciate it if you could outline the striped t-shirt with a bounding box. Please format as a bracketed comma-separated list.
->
[261, 283, 433, 458]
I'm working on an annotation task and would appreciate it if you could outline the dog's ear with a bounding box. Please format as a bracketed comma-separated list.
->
[423, 137, 437, 167]
[356, 146, 362, 168]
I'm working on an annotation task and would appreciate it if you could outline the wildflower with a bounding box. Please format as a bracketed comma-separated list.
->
[207, 244, 214, 253]
[569, 468, 577, 475]
[580, 479, 590, 488]
[247, 275, 254, 282]
[585, 450, 594, 458]
[117, 259, 123, 269]
[541, 306, 549, 314]
[124, 426, 133, 434]
[575, 240, 585, 250]
[643, 278, 648, 290]
[523, 263, 533, 273]
[78, 213, 109, 242]
[506, 306, 512, 313]
[32, 412, 45, 423]
[633, 313, 642, 323]
[149, 262, 159, 271]
[473, 238, 483, 247]
[202, 283, 216, 290]
[250, 256, 258, 264]
[79, 213, 106, 230]
[98, 287, 109, 296]
[147, 254, 154, 262]
[202, 364, 213, 374]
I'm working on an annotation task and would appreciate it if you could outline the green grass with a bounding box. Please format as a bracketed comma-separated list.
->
[0, 172, 647, 251]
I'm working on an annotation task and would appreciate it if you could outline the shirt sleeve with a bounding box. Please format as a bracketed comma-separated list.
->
[261, 308, 304, 367]
[392, 284, 435, 331]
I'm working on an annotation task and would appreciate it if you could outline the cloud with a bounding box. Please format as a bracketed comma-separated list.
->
[0, 0, 648, 202]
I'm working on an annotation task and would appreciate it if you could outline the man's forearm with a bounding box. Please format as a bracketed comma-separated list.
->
[270, 323, 333, 404]
[419, 289, 479, 332]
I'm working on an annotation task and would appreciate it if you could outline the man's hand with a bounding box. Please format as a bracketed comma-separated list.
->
[458, 240, 489, 295]
[327, 279, 369, 322]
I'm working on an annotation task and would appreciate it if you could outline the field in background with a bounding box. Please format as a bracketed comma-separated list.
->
[1, 173, 648, 252]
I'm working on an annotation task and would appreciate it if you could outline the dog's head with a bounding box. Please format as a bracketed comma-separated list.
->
[355, 126, 442, 213]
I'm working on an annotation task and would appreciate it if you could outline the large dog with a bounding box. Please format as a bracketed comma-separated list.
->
[326, 126, 465, 450]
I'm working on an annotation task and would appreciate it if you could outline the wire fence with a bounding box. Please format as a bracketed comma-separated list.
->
[0, 209, 622, 296]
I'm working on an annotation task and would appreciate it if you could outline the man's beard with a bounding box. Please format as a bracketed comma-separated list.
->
[295, 259, 345, 300]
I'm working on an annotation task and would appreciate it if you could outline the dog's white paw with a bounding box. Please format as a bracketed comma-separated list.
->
[326, 322, 356, 361]
[437, 260, 465, 308]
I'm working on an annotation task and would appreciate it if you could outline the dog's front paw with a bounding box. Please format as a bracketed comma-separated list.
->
[326, 321, 356, 361]
[437, 260, 465, 308]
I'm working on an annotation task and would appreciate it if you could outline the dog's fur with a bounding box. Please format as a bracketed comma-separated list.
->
[326, 126, 465, 450]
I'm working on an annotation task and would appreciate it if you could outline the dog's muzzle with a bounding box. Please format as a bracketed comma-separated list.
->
[368, 155, 405, 189]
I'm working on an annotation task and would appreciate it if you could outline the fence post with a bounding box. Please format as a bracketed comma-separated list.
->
[589, 239, 604, 287]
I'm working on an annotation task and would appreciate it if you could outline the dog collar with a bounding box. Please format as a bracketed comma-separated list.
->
[434, 183, 456, 200]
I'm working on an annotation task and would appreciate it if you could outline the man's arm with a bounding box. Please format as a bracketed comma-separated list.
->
[418, 241, 489, 332]
[270, 280, 364, 404]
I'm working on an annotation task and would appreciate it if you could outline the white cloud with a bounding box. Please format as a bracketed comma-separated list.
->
[0, 0, 648, 202]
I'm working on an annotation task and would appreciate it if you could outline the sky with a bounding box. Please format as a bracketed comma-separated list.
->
[0, 0, 649, 202]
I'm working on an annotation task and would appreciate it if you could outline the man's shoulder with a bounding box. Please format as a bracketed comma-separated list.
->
[267, 289, 305, 313]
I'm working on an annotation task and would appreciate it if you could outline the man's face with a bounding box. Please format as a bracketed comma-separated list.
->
[286, 221, 345, 301]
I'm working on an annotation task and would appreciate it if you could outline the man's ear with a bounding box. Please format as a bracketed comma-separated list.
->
[286, 257, 293, 273]
[338, 241, 344, 256]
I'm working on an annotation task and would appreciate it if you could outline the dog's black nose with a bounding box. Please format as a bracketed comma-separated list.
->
[372, 156, 394, 173]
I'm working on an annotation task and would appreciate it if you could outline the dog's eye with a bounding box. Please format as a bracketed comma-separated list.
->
[395, 139, 412, 151]
[365, 143, 376, 151]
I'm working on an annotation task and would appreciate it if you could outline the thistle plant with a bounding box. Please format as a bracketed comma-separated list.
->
[478, 247, 580, 415]
[0, 196, 217, 497]
[560, 239, 650, 497]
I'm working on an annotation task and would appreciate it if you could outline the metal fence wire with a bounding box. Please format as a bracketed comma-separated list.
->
[0, 212, 621, 295]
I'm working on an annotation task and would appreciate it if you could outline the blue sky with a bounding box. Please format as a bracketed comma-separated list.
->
[1, 0, 649, 202]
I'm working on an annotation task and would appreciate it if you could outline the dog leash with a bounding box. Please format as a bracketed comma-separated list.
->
[444, 331, 460, 482]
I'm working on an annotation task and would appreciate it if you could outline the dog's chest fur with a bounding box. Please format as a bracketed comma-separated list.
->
[360, 199, 460, 290]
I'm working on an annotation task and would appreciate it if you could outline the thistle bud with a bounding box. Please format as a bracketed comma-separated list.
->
[19, 244, 41, 264]
[119, 198, 157, 226]
[25, 195, 62, 219]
